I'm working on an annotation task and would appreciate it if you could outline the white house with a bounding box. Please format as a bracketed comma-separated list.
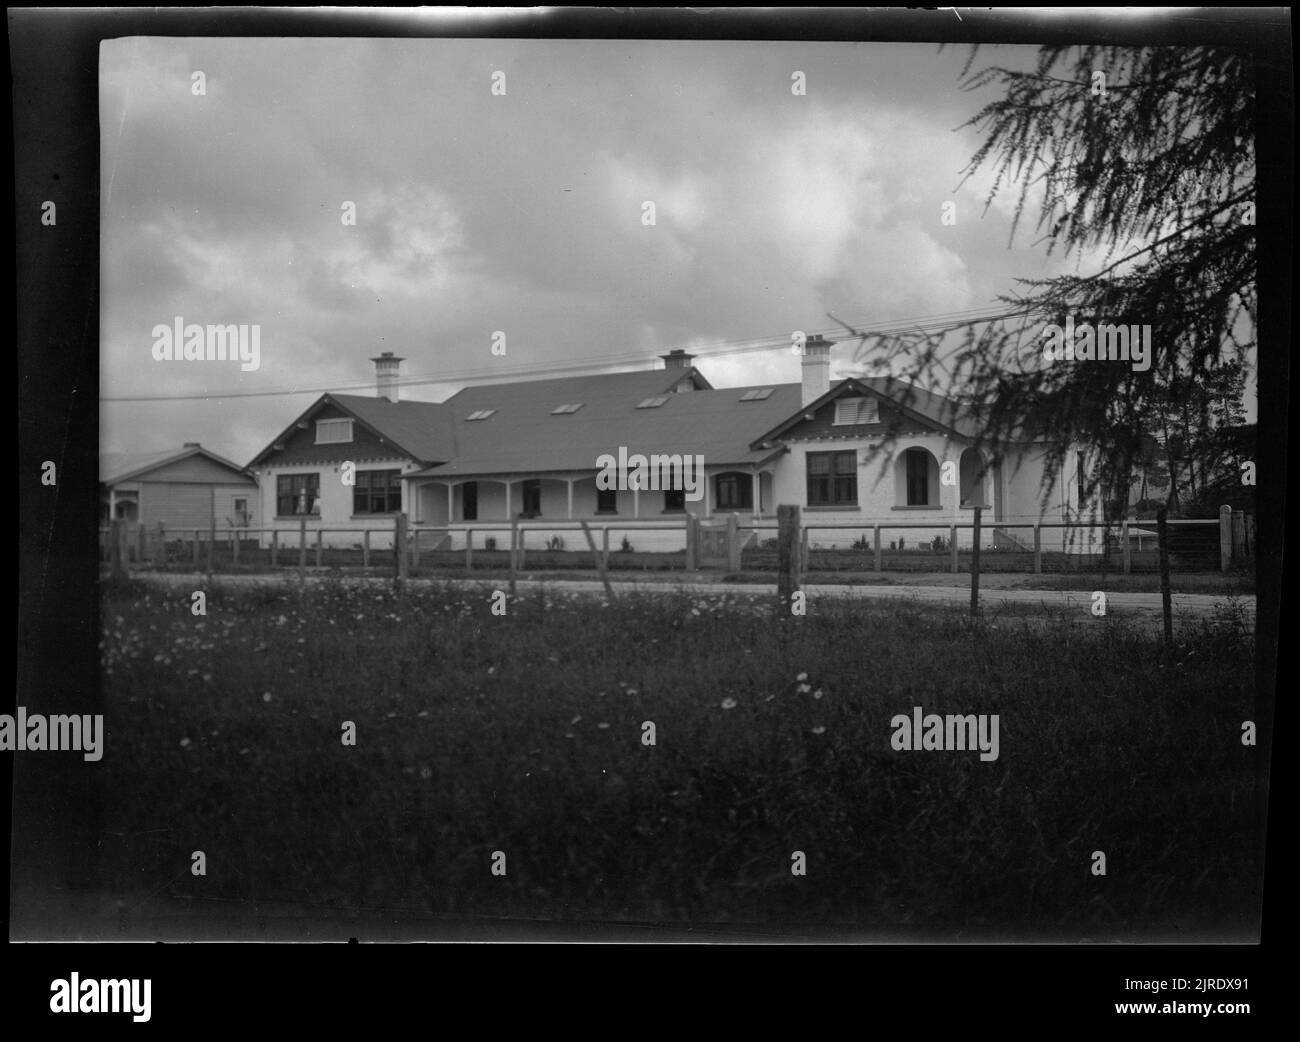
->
[246, 340, 1101, 554]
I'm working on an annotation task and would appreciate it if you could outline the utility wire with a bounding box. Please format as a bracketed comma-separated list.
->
[101, 303, 1039, 403]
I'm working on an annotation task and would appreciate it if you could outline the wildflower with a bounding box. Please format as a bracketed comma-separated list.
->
[179, 737, 192, 748]
[419, 766, 433, 780]
[597, 722, 610, 730]
[571, 715, 582, 725]
[721, 697, 737, 710]
[797, 683, 812, 694]
[813, 689, 823, 699]
[796, 672, 808, 682]
[262, 692, 272, 702]
[811, 726, 826, 735]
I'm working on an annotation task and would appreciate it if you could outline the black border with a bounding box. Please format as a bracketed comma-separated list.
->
[9, 5, 1289, 1027]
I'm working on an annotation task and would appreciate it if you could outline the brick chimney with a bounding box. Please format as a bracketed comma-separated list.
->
[801, 335, 833, 407]
[660, 349, 696, 370]
[370, 352, 404, 402]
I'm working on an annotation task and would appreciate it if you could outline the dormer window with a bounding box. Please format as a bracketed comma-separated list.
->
[551, 403, 584, 415]
[466, 410, 496, 421]
[315, 418, 354, 444]
[834, 397, 878, 425]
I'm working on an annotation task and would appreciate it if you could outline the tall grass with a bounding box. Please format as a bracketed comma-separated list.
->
[97, 576, 1259, 937]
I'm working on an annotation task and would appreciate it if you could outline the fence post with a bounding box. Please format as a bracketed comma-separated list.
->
[873, 525, 882, 572]
[363, 529, 370, 569]
[684, 515, 697, 571]
[950, 524, 958, 574]
[800, 524, 809, 577]
[299, 517, 307, 578]
[602, 527, 610, 571]
[207, 514, 215, 578]
[465, 529, 473, 572]
[316, 528, 324, 568]
[726, 512, 741, 573]
[271, 529, 278, 568]
[137, 523, 146, 563]
[777, 505, 801, 611]
[395, 513, 408, 584]
[1121, 519, 1131, 575]
[1157, 507, 1173, 648]
[110, 519, 126, 579]
[1219, 504, 1232, 573]
[192, 528, 200, 568]
[157, 522, 167, 565]
[580, 521, 615, 600]
[509, 518, 518, 597]
[1033, 524, 1042, 574]
[232, 525, 240, 566]
[970, 508, 981, 616]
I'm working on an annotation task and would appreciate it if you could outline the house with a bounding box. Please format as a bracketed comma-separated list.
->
[246, 341, 1100, 553]
[99, 443, 259, 532]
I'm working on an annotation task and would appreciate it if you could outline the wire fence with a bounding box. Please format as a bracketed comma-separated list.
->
[101, 506, 1254, 581]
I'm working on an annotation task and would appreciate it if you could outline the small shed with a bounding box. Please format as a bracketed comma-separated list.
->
[99, 443, 259, 531]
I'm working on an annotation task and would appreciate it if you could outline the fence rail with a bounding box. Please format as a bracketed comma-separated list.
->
[101, 506, 1254, 581]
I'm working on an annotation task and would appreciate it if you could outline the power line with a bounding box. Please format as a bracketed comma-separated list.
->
[100, 305, 1037, 403]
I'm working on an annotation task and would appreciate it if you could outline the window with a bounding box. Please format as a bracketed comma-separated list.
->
[834, 397, 879, 425]
[905, 449, 931, 506]
[277, 473, 320, 516]
[521, 479, 541, 517]
[715, 473, 754, 510]
[233, 498, 249, 526]
[551, 403, 584, 415]
[807, 451, 857, 507]
[353, 470, 402, 514]
[740, 388, 774, 402]
[1077, 462, 1087, 505]
[663, 487, 685, 512]
[466, 409, 496, 421]
[636, 396, 669, 409]
[596, 487, 618, 514]
[462, 481, 478, 522]
[315, 418, 353, 444]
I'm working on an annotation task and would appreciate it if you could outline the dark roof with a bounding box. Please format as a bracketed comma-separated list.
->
[749, 375, 981, 447]
[410, 369, 792, 478]
[248, 393, 457, 466]
[327, 393, 457, 462]
[100, 445, 253, 484]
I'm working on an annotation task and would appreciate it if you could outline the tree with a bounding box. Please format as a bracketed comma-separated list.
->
[840, 45, 1256, 519]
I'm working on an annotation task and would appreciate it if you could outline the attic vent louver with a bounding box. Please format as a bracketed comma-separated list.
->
[636, 396, 670, 409]
[740, 388, 774, 401]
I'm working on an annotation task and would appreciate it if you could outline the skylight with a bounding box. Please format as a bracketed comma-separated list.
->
[740, 388, 774, 401]
[466, 409, 496, 421]
[551, 403, 584, 415]
[636, 396, 670, 409]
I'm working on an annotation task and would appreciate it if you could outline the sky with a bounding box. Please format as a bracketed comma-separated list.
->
[98, 35, 1244, 465]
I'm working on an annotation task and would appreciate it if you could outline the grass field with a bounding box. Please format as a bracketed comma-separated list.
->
[97, 575, 1261, 938]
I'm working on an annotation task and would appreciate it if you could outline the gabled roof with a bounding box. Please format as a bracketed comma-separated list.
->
[749, 376, 981, 448]
[248, 392, 456, 467]
[100, 445, 253, 485]
[409, 369, 792, 478]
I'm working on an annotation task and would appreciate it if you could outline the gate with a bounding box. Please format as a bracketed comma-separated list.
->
[687, 513, 740, 571]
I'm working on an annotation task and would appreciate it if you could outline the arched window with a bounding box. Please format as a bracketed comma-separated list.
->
[715, 472, 753, 510]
